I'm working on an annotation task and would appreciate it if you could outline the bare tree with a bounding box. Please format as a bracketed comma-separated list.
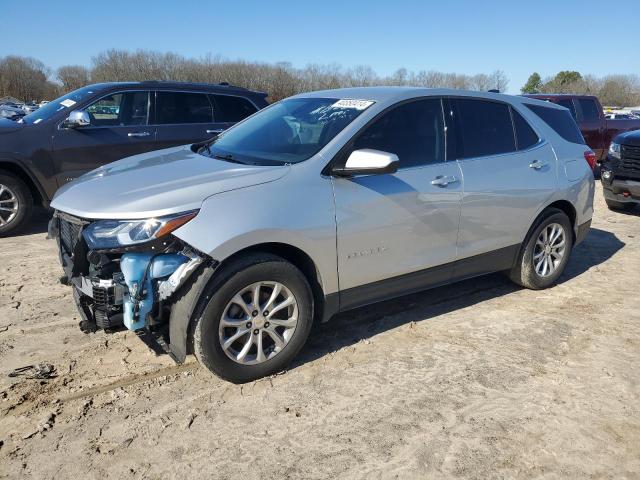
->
[0, 55, 52, 101]
[57, 65, 90, 92]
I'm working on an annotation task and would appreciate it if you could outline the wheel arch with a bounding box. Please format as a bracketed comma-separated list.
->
[167, 242, 334, 363]
[545, 199, 577, 241]
[0, 160, 46, 207]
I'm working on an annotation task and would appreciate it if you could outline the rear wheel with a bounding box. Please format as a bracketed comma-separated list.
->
[0, 172, 33, 237]
[509, 208, 573, 290]
[192, 253, 314, 383]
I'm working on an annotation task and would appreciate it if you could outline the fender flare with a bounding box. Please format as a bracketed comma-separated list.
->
[0, 155, 51, 205]
[167, 263, 217, 363]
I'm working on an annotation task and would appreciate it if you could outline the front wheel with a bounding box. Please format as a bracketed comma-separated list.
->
[192, 253, 314, 383]
[509, 208, 573, 290]
[0, 172, 33, 237]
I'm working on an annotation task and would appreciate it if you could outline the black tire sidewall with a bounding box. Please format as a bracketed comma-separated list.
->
[193, 256, 314, 383]
[520, 211, 573, 289]
[0, 172, 33, 236]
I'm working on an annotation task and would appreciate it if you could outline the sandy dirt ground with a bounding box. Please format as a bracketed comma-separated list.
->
[0, 188, 639, 479]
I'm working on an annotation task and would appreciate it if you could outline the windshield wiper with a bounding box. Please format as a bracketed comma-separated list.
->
[213, 153, 246, 165]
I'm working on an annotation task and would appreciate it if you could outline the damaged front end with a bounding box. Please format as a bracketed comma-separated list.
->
[49, 210, 210, 359]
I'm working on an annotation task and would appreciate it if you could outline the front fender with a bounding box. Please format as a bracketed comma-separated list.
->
[173, 170, 338, 295]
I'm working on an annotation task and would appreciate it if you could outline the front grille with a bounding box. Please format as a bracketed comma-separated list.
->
[620, 145, 640, 178]
[59, 217, 83, 256]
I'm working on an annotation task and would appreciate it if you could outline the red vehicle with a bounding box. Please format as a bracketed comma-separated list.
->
[523, 94, 640, 168]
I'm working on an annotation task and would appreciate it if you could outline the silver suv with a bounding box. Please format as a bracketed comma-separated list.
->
[50, 88, 595, 383]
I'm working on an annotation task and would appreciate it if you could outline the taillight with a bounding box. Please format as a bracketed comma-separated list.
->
[584, 151, 597, 170]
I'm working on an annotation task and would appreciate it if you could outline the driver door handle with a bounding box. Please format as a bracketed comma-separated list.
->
[529, 159, 546, 170]
[128, 131, 151, 138]
[206, 129, 224, 134]
[431, 175, 459, 187]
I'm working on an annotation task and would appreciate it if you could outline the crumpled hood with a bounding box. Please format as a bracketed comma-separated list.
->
[51, 145, 290, 219]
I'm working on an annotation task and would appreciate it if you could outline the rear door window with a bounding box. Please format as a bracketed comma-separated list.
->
[525, 104, 585, 144]
[576, 98, 601, 122]
[352, 98, 445, 169]
[211, 95, 257, 122]
[156, 92, 213, 124]
[452, 98, 516, 159]
[511, 108, 539, 150]
[557, 98, 577, 121]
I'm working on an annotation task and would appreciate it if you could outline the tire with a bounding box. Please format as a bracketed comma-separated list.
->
[509, 208, 573, 290]
[605, 198, 634, 211]
[192, 253, 314, 383]
[0, 171, 33, 237]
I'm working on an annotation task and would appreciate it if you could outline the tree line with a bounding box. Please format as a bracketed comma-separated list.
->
[0, 50, 509, 103]
[1, 49, 638, 107]
[521, 71, 640, 107]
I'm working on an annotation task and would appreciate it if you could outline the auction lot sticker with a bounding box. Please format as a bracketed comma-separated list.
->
[332, 99, 374, 110]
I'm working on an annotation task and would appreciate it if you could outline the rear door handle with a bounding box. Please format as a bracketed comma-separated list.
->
[128, 131, 151, 138]
[206, 129, 224, 134]
[529, 159, 546, 170]
[431, 175, 459, 187]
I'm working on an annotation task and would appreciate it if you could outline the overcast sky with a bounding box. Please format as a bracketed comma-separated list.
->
[2, 0, 639, 93]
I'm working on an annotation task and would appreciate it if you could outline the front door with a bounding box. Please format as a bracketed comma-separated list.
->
[331, 98, 463, 308]
[51, 90, 154, 186]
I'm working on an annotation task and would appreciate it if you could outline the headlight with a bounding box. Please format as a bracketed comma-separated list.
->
[83, 210, 198, 249]
[608, 142, 621, 160]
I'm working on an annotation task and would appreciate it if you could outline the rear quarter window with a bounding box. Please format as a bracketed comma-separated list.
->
[524, 104, 585, 145]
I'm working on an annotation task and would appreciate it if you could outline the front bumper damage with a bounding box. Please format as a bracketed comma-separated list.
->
[48, 212, 210, 361]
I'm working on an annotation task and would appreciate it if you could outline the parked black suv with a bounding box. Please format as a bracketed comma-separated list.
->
[601, 129, 640, 210]
[0, 81, 268, 235]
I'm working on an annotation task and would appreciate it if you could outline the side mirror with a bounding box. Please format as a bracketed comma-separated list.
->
[64, 110, 91, 128]
[333, 149, 399, 177]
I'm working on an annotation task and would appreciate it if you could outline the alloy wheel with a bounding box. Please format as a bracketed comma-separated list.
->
[533, 222, 566, 277]
[218, 281, 299, 365]
[0, 184, 19, 227]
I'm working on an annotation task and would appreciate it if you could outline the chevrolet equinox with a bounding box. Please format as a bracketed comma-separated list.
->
[49, 88, 595, 383]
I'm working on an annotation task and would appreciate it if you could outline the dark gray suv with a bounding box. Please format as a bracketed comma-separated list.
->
[0, 81, 268, 235]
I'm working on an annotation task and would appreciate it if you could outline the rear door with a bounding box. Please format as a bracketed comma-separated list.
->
[332, 98, 463, 303]
[451, 97, 557, 265]
[575, 97, 605, 159]
[154, 91, 227, 150]
[51, 90, 154, 186]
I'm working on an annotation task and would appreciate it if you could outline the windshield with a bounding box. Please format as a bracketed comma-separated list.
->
[202, 97, 374, 165]
[20, 85, 100, 125]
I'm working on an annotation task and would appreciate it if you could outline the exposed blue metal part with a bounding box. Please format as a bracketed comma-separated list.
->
[120, 252, 189, 330]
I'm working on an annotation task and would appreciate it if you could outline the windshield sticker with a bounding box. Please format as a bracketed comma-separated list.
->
[60, 99, 76, 108]
[332, 99, 374, 110]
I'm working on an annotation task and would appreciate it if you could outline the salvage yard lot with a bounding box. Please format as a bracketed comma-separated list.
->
[0, 188, 639, 479]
